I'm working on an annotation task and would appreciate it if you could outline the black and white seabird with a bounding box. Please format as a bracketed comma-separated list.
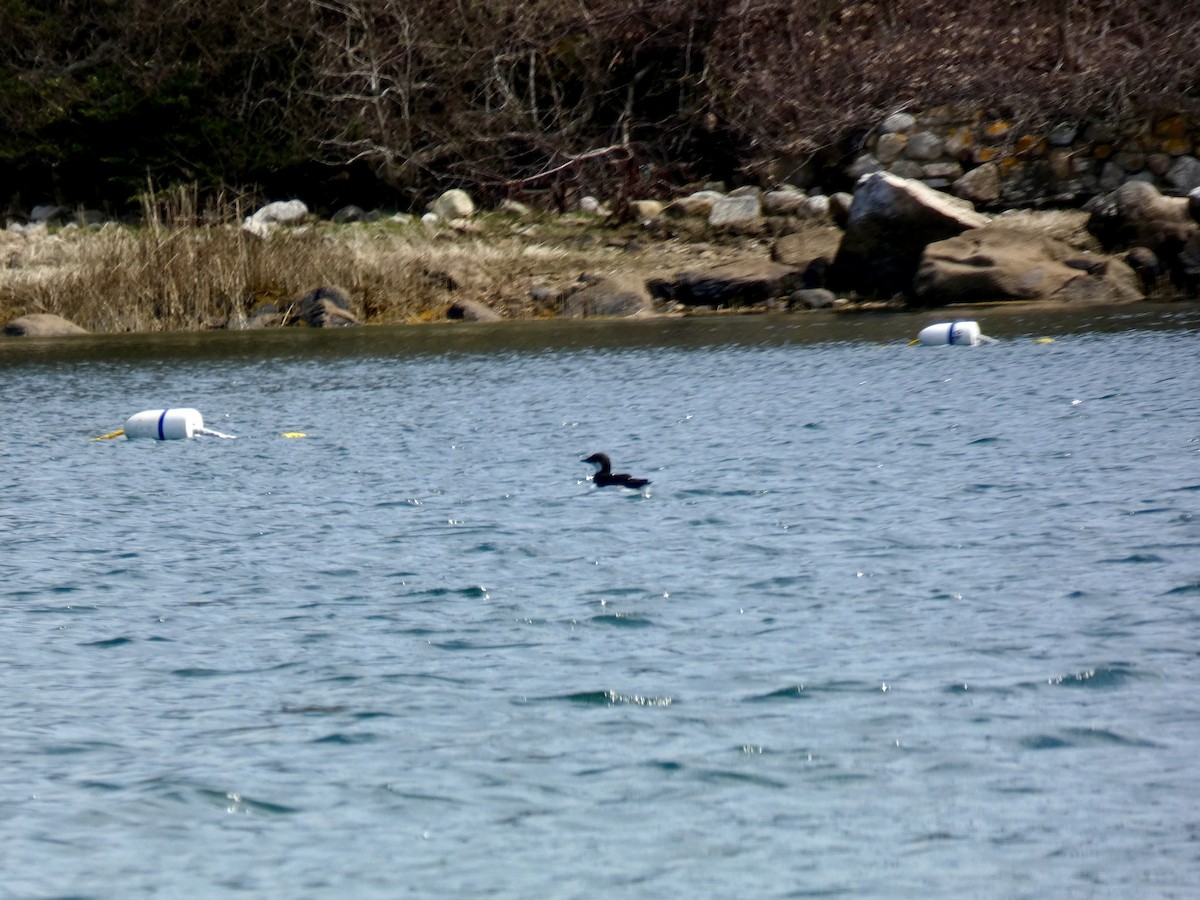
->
[582, 452, 651, 489]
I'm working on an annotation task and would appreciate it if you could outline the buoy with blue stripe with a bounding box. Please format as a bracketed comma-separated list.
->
[916, 320, 996, 347]
[120, 408, 235, 440]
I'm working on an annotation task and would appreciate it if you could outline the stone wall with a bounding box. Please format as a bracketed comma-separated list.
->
[840, 107, 1200, 209]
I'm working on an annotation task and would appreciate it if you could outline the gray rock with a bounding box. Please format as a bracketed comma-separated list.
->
[431, 189, 475, 219]
[829, 171, 989, 298]
[1099, 161, 1127, 192]
[875, 133, 908, 164]
[252, 199, 309, 225]
[498, 199, 533, 217]
[828, 192, 854, 229]
[629, 199, 664, 221]
[923, 161, 964, 180]
[904, 131, 944, 161]
[942, 129, 974, 158]
[29, 204, 67, 224]
[728, 185, 762, 199]
[846, 154, 882, 181]
[243, 199, 309, 237]
[1147, 153, 1172, 176]
[670, 190, 724, 217]
[332, 205, 366, 223]
[1087, 180, 1195, 253]
[1189, 187, 1200, 224]
[1047, 123, 1078, 146]
[560, 274, 657, 317]
[578, 195, 605, 215]
[708, 194, 762, 227]
[880, 112, 916, 134]
[307, 299, 360, 327]
[1166, 156, 1200, 195]
[804, 195, 831, 218]
[288, 286, 359, 327]
[3, 313, 88, 336]
[762, 189, 808, 215]
[888, 160, 926, 180]
[1112, 149, 1146, 173]
[1048, 149, 1074, 181]
[793, 288, 837, 309]
[953, 163, 1001, 205]
[670, 260, 804, 307]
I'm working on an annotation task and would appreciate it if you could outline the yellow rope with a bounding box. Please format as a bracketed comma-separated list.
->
[280, 432, 308, 439]
[91, 429, 125, 441]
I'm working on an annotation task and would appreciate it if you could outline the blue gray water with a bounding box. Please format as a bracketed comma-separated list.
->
[3, 307, 1199, 898]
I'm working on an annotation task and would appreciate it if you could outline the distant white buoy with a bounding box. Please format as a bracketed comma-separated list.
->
[916, 320, 996, 347]
[121, 408, 235, 440]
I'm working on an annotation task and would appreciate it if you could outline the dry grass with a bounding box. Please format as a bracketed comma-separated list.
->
[2, 200, 1096, 333]
[0, 217, 618, 332]
[0, 201, 782, 332]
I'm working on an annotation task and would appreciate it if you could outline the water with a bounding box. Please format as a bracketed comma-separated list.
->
[3, 307, 1200, 898]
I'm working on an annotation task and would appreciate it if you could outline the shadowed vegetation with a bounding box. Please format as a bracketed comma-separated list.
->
[1, 1, 1196, 213]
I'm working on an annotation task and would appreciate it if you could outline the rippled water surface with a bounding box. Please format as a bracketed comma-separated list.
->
[3, 308, 1200, 898]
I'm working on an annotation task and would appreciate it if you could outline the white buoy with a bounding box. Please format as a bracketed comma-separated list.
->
[917, 320, 996, 347]
[122, 408, 235, 440]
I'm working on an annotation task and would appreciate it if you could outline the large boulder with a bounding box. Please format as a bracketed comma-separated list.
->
[1087, 181, 1195, 251]
[2, 313, 88, 336]
[914, 226, 1143, 307]
[560, 274, 657, 317]
[829, 172, 989, 298]
[287, 286, 359, 327]
[242, 199, 309, 237]
[253, 199, 308, 225]
[661, 260, 804, 308]
[1087, 181, 1199, 292]
[304, 299, 360, 327]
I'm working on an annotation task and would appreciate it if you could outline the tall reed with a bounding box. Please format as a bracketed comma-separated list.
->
[0, 184, 435, 331]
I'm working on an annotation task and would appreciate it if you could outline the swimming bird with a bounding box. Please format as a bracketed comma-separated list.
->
[582, 452, 651, 489]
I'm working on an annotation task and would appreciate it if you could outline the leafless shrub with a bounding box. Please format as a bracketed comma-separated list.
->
[706, 0, 1200, 158]
[2, 0, 1196, 208]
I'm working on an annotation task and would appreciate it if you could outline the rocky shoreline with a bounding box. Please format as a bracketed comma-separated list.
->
[3, 170, 1199, 338]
